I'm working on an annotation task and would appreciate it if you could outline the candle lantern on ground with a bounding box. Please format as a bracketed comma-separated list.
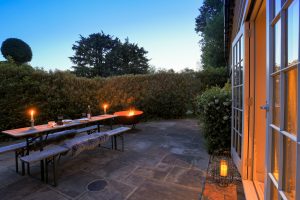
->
[212, 150, 233, 187]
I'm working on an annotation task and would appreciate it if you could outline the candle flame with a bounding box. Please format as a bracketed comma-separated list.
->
[30, 110, 35, 115]
[103, 104, 108, 109]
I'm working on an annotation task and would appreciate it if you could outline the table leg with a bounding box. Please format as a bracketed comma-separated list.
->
[97, 123, 101, 132]
[110, 118, 113, 130]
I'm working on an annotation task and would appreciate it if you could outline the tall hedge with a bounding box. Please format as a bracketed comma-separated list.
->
[98, 73, 191, 118]
[0, 62, 228, 131]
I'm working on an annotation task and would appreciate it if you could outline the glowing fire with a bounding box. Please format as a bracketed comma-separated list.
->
[128, 110, 135, 116]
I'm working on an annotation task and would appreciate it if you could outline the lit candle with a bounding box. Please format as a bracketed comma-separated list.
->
[30, 110, 34, 121]
[103, 104, 108, 115]
[220, 160, 228, 177]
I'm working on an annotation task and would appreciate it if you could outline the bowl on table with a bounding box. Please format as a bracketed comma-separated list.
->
[62, 119, 73, 124]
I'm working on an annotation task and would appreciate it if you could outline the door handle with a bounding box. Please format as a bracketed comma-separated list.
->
[260, 104, 269, 111]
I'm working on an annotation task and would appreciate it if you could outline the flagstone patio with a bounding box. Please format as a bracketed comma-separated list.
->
[0, 119, 242, 200]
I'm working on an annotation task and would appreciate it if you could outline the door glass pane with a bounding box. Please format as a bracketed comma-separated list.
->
[271, 130, 279, 181]
[285, 69, 297, 135]
[287, 0, 299, 66]
[271, 180, 279, 200]
[283, 136, 296, 200]
[275, 0, 281, 16]
[274, 20, 281, 72]
[272, 75, 280, 126]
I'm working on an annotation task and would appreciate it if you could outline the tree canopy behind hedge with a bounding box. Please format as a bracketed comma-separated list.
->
[1, 38, 32, 64]
[195, 0, 226, 69]
[70, 32, 149, 78]
[0, 62, 228, 131]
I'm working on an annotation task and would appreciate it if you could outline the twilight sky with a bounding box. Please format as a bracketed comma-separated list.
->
[0, 0, 203, 71]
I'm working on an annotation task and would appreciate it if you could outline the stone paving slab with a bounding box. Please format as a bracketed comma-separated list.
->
[0, 119, 213, 200]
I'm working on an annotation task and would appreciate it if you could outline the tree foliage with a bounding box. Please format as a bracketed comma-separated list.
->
[195, 0, 226, 69]
[70, 32, 149, 77]
[1, 38, 32, 64]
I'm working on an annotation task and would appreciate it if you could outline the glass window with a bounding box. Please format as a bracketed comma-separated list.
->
[274, 20, 281, 72]
[275, 0, 281, 16]
[272, 75, 280, 126]
[271, 130, 280, 181]
[283, 136, 296, 199]
[287, 0, 299, 65]
[271, 181, 279, 200]
[285, 69, 297, 135]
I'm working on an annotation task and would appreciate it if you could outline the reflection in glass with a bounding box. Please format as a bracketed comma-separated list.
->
[274, 21, 281, 71]
[271, 130, 279, 181]
[283, 137, 296, 199]
[285, 69, 297, 135]
[275, 0, 281, 16]
[271, 181, 278, 200]
[287, 0, 299, 66]
[272, 75, 280, 126]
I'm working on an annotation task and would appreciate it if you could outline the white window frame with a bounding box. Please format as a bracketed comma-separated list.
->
[265, 0, 300, 199]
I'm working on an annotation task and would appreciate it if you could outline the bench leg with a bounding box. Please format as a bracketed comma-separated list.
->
[53, 156, 57, 187]
[121, 134, 124, 152]
[40, 160, 45, 181]
[114, 136, 117, 150]
[21, 152, 25, 176]
[15, 151, 19, 173]
[27, 163, 30, 175]
[45, 159, 49, 184]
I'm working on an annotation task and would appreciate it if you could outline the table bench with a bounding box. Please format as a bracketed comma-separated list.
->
[0, 142, 27, 173]
[20, 145, 69, 186]
[18, 126, 131, 186]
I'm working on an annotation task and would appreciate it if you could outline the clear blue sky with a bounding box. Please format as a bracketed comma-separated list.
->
[0, 0, 203, 71]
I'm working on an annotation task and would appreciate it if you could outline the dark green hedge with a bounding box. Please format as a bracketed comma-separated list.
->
[196, 84, 232, 154]
[0, 62, 228, 131]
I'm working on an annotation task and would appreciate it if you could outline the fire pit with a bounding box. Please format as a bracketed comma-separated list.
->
[114, 110, 143, 128]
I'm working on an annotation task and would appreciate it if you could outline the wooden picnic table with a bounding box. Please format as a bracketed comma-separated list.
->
[1, 114, 116, 180]
[2, 114, 116, 139]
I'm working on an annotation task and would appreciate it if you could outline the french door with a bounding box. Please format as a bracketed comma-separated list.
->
[231, 28, 244, 171]
[266, 0, 299, 199]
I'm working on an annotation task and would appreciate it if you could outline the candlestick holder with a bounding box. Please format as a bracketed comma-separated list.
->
[29, 119, 36, 130]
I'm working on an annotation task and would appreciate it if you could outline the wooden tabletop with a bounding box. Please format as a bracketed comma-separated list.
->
[1, 114, 116, 138]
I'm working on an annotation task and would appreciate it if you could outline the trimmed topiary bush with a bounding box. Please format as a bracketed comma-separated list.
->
[196, 83, 231, 154]
[1, 38, 32, 64]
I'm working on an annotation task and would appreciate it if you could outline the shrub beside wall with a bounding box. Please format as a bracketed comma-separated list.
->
[0, 62, 228, 131]
[196, 84, 231, 154]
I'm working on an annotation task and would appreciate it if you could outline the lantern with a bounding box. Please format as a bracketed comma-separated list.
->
[220, 160, 228, 177]
[212, 150, 233, 187]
